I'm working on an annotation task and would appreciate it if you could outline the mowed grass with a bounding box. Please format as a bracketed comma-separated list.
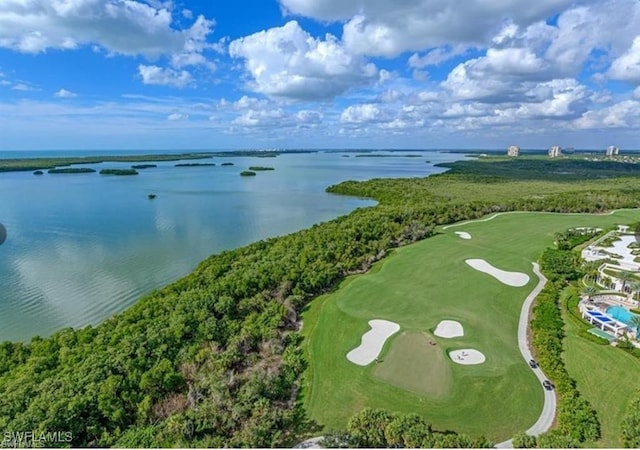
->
[301, 209, 640, 441]
[562, 296, 640, 448]
[374, 331, 452, 398]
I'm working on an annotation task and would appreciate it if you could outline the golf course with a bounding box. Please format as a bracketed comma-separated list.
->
[302, 209, 640, 442]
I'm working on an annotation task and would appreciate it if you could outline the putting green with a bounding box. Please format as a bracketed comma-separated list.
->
[301, 209, 640, 441]
[373, 331, 452, 398]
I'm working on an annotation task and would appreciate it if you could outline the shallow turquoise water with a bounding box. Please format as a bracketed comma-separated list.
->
[0, 150, 463, 341]
[606, 305, 640, 328]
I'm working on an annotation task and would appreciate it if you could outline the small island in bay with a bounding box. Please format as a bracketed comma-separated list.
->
[131, 164, 157, 169]
[221, 162, 234, 166]
[240, 170, 257, 176]
[248, 166, 275, 171]
[33, 170, 44, 175]
[147, 194, 156, 200]
[175, 163, 217, 167]
[48, 168, 97, 174]
[99, 169, 139, 176]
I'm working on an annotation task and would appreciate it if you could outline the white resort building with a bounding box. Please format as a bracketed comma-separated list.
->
[606, 145, 620, 156]
[579, 224, 640, 345]
[507, 145, 520, 157]
[580, 304, 629, 338]
[548, 146, 562, 158]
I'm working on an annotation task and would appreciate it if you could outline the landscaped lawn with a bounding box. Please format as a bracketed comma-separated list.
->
[301, 210, 640, 442]
[562, 294, 640, 448]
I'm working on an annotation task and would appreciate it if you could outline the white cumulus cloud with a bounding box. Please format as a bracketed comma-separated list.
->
[138, 65, 193, 88]
[54, 88, 77, 98]
[280, 0, 580, 57]
[0, 0, 217, 79]
[608, 37, 640, 84]
[340, 104, 390, 124]
[229, 20, 378, 100]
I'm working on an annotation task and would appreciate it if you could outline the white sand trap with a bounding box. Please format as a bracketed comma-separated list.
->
[455, 231, 472, 240]
[434, 320, 464, 338]
[347, 319, 400, 366]
[465, 259, 530, 287]
[449, 349, 486, 365]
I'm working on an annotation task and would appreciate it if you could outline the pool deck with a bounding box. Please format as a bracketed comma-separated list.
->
[580, 300, 639, 341]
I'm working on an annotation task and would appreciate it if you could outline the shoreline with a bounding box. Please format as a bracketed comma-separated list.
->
[0, 150, 314, 173]
[0, 151, 454, 342]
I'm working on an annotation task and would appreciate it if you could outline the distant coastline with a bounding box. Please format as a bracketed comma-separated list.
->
[0, 150, 312, 174]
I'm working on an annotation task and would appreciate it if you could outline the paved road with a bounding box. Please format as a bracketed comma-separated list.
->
[495, 263, 556, 448]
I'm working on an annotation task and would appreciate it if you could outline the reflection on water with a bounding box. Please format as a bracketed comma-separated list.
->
[0, 151, 463, 341]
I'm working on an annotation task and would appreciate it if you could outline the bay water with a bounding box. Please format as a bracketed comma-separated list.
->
[0, 150, 463, 341]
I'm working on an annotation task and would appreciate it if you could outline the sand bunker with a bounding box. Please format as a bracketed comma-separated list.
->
[347, 319, 400, 366]
[455, 231, 472, 240]
[449, 349, 486, 365]
[465, 259, 530, 287]
[434, 320, 464, 338]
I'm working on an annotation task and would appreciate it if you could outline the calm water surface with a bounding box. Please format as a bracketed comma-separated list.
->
[0, 150, 463, 341]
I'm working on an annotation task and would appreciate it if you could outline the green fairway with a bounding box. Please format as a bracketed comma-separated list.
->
[302, 209, 640, 441]
[374, 331, 452, 397]
[562, 295, 640, 448]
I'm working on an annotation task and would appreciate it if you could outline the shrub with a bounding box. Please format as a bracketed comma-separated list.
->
[512, 431, 537, 448]
[535, 430, 580, 448]
[621, 391, 640, 448]
[530, 258, 601, 444]
[577, 329, 609, 345]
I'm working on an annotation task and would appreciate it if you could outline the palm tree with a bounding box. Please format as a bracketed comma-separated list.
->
[630, 315, 640, 340]
[631, 281, 640, 307]
[581, 284, 599, 302]
[618, 270, 634, 293]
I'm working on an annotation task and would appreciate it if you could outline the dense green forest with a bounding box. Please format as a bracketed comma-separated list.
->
[99, 169, 139, 176]
[47, 168, 96, 174]
[323, 409, 492, 448]
[435, 157, 640, 181]
[175, 163, 217, 167]
[131, 164, 157, 169]
[2, 158, 640, 447]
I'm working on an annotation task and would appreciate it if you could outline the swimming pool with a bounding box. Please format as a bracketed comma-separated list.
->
[606, 305, 640, 328]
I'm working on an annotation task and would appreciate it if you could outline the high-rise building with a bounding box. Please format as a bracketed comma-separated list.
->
[507, 145, 520, 157]
[606, 146, 620, 156]
[548, 146, 562, 158]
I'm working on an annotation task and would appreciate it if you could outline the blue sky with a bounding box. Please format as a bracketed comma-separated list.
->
[1, 0, 639, 150]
